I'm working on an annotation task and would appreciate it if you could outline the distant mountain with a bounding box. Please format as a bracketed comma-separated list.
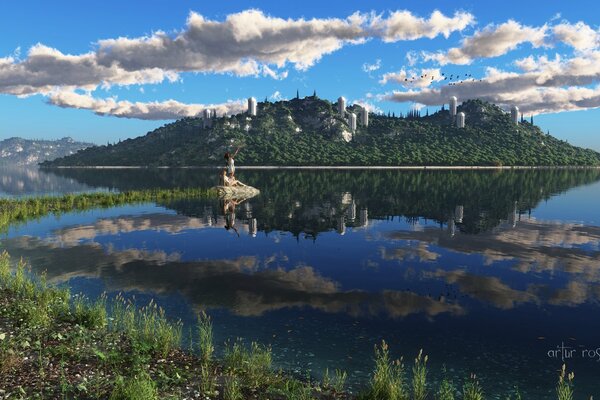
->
[0, 137, 94, 166]
[43, 98, 600, 167]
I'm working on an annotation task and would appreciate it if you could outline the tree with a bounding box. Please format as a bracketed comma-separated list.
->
[313, 89, 317, 98]
[296, 89, 299, 99]
[530, 115, 534, 124]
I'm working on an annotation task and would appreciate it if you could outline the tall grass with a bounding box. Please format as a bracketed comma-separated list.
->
[412, 349, 428, 400]
[556, 364, 574, 400]
[110, 297, 182, 358]
[224, 338, 273, 388]
[462, 374, 484, 400]
[436, 367, 455, 400]
[361, 340, 408, 400]
[109, 372, 158, 400]
[0, 187, 217, 232]
[197, 311, 214, 365]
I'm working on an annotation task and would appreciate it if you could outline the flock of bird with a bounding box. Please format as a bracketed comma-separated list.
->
[404, 72, 484, 86]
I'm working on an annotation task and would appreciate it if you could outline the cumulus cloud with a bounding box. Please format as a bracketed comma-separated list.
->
[48, 91, 246, 120]
[0, 8, 475, 98]
[370, 10, 475, 42]
[0, 44, 177, 96]
[424, 20, 548, 65]
[380, 67, 444, 88]
[553, 21, 599, 51]
[384, 51, 600, 114]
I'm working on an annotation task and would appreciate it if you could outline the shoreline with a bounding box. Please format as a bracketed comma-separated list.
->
[41, 165, 600, 170]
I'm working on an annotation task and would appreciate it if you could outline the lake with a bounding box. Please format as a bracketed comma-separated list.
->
[1, 167, 600, 398]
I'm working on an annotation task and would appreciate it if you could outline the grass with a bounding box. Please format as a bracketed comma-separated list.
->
[0, 251, 587, 399]
[109, 372, 158, 400]
[412, 349, 428, 400]
[0, 187, 217, 232]
[198, 311, 214, 365]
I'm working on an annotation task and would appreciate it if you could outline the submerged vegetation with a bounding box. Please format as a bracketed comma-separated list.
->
[0, 187, 217, 232]
[0, 251, 582, 399]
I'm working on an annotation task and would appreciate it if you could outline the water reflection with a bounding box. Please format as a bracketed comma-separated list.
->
[2, 236, 464, 319]
[3, 167, 600, 396]
[0, 167, 99, 196]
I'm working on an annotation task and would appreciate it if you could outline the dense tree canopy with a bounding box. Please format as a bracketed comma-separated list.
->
[43, 98, 600, 167]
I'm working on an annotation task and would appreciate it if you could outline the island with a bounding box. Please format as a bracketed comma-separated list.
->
[42, 97, 600, 167]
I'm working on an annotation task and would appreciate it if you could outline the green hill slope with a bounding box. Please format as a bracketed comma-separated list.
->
[42, 98, 600, 167]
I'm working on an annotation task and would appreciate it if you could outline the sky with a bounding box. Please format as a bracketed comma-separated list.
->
[1, 0, 600, 150]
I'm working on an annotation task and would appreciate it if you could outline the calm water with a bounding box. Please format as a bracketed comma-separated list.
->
[2, 167, 600, 398]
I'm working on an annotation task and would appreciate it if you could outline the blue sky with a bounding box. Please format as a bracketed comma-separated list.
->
[1, 0, 600, 150]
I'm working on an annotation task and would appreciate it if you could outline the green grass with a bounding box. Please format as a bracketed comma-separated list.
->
[109, 372, 158, 400]
[412, 349, 428, 400]
[197, 311, 214, 365]
[462, 374, 484, 400]
[360, 340, 408, 400]
[0, 187, 217, 232]
[556, 364, 575, 400]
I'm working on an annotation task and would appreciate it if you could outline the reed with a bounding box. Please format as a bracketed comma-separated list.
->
[556, 364, 574, 400]
[197, 311, 214, 365]
[412, 349, 428, 400]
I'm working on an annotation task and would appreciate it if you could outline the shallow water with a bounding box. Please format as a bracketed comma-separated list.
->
[2, 167, 600, 398]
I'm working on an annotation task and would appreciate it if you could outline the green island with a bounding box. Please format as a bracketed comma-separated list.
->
[0, 190, 580, 399]
[42, 98, 600, 167]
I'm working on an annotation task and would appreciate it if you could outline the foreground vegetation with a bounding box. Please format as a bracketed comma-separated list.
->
[43, 98, 600, 167]
[0, 252, 580, 399]
[0, 188, 217, 233]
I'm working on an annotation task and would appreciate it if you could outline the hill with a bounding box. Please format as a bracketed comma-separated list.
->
[42, 98, 600, 167]
[1, 137, 94, 166]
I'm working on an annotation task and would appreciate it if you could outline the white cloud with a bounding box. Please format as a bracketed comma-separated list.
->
[553, 21, 599, 51]
[383, 51, 600, 114]
[47, 91, 246, 120]
[351, 99, 382, 114]
[370, 10, 475, 42]
[380, 67, 444, 88]
[0, 8, 474, 98]
[269, 90, 285, 101]
[424, 20, 548, 65]
[362, 59, 381, 73]
[0, 44, 177, 96]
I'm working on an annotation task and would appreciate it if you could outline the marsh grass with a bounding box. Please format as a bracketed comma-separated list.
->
[73, 294, 108, 330]
[360, 340, 408, 400]
[224, 338, 274, 388]
[199, 364, 217, 397]
[435, 367, 455, 400]
[556, 364, 574, 400]
[463, 374, 484, 400]
[109, 372, 158, 400]
[0, 187, 217, 233]
[197, 311, 214, 365]
[223, 376, 243, 400]
[412, 349, 428, 400]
